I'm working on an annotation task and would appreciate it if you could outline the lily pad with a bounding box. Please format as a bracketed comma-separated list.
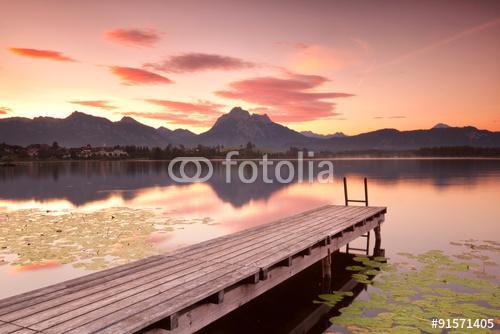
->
[318, 240, 500, 333]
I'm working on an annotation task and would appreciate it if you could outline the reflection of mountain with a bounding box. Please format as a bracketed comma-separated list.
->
[0, 162, 294, 207]
[0, 160, 499, 207]
[207, 166, 290, 207]
[1, 107, 499, 150]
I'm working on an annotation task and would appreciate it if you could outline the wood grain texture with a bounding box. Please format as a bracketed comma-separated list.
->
[0, 205, 386, 334]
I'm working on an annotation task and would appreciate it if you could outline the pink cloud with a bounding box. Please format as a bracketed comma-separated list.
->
[110, 66, 173, 85]
[122, 99, 224, 127]
[0, 106, 12, 115]
[122, 111, 215, 127]
[144, 53, 255, 73]
[288, 43, 367, 73]
[8, 48, 76, 62]
[144, 99, 223, 116]
[215, 73, 354, 122]
[104, 28, 161, 47]
[69, 100, 117, 110]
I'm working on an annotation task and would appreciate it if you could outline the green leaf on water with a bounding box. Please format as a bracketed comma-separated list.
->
[346, 265, 366, 271]
[320, 240, 500, 333]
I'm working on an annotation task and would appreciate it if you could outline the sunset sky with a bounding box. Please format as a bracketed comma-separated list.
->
[1, 0, 499, 135]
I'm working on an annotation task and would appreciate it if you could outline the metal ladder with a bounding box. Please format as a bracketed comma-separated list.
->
[343, 177, 370, 255]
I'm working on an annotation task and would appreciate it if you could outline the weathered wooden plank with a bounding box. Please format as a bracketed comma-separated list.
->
[1, 207, 349, 324]
[0, 205, 386, 334]
[202, 207, 382, 268]
[0, 256, 195, 322]
[0, 206, 337, 313]
[171, 206, 364, 264]
[101, 223, 372, 334]
[27, 261, 242, 332]
[46, 265, 257, 334]
[0, 322, 22, 334]
[251, 211, 383, 269]
[0, 321, 37, 334]
[0, 255, 181, 317]
[59, 211, 384, 334]
[167, 205, 353, 259]
[0, 254, 167, 310]
[172, 206, 361, 265]
[3, 208, 369, 327]
[9, 330, 39, 334]
[8, 259, 235, 329]
[248, 213, 381, 269]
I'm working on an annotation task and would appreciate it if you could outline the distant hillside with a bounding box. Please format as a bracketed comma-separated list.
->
[432, 123, 451, 129]
[1, 107, 499, 151]
[0, 111, 194, 147]
[317, 127, 500, 152]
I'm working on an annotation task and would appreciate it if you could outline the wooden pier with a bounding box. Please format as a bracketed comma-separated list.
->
[0, 205, 386, 334]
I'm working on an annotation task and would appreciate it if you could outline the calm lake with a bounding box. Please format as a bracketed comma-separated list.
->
[1, 159, 499, 331]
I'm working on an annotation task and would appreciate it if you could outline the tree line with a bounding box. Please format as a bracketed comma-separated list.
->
[1, 142, 500, 164]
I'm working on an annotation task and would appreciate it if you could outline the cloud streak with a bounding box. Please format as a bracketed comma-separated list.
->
[122, 100, 224, 127]
[215, 73, 354, 122]
[144, 99, 223, 116]
[367, 17, 500, 74]
[69, 100, 117, 110]
[110, 66, 173, 85]
[0, 106, 12, 115]
[373, 115, 406, 119]
[144, 53, 255, 73]
[8, 48, 76, 62]
[122, 111, 215, 127]
[286, 42, 369, 73]
[104, 28, 161, 47]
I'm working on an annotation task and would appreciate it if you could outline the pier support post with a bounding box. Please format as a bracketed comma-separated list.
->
[321, 249, 332, 292]
[373, 224, 383, 257]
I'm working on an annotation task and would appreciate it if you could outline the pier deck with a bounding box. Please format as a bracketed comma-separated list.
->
[0, 205, 386, 334]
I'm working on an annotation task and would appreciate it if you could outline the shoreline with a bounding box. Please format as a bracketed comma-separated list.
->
[2, 156, 500, 165]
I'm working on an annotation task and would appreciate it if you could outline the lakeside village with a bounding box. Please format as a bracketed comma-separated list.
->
[0, 142, 265, 163]
[1, 142, 500, 165]
[1, 143, 129, 161]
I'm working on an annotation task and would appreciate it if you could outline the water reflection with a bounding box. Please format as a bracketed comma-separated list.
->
[0, 159, 499, 301]
[1, 159, 499, 208]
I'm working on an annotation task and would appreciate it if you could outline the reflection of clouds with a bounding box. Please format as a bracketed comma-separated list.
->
[141, 181, 337, 235]
[0, 181, 334, 251]
[12, 260, 60, 272]
[146, 232, 172, 245]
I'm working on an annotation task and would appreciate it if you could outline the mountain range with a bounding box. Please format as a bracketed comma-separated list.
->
[1, 107, 499, 151]
[300, 131, 347, 139]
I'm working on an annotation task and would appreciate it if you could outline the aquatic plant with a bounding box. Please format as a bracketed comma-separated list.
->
[0, 208, 209, 270]
[317, 241, 500, 333]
